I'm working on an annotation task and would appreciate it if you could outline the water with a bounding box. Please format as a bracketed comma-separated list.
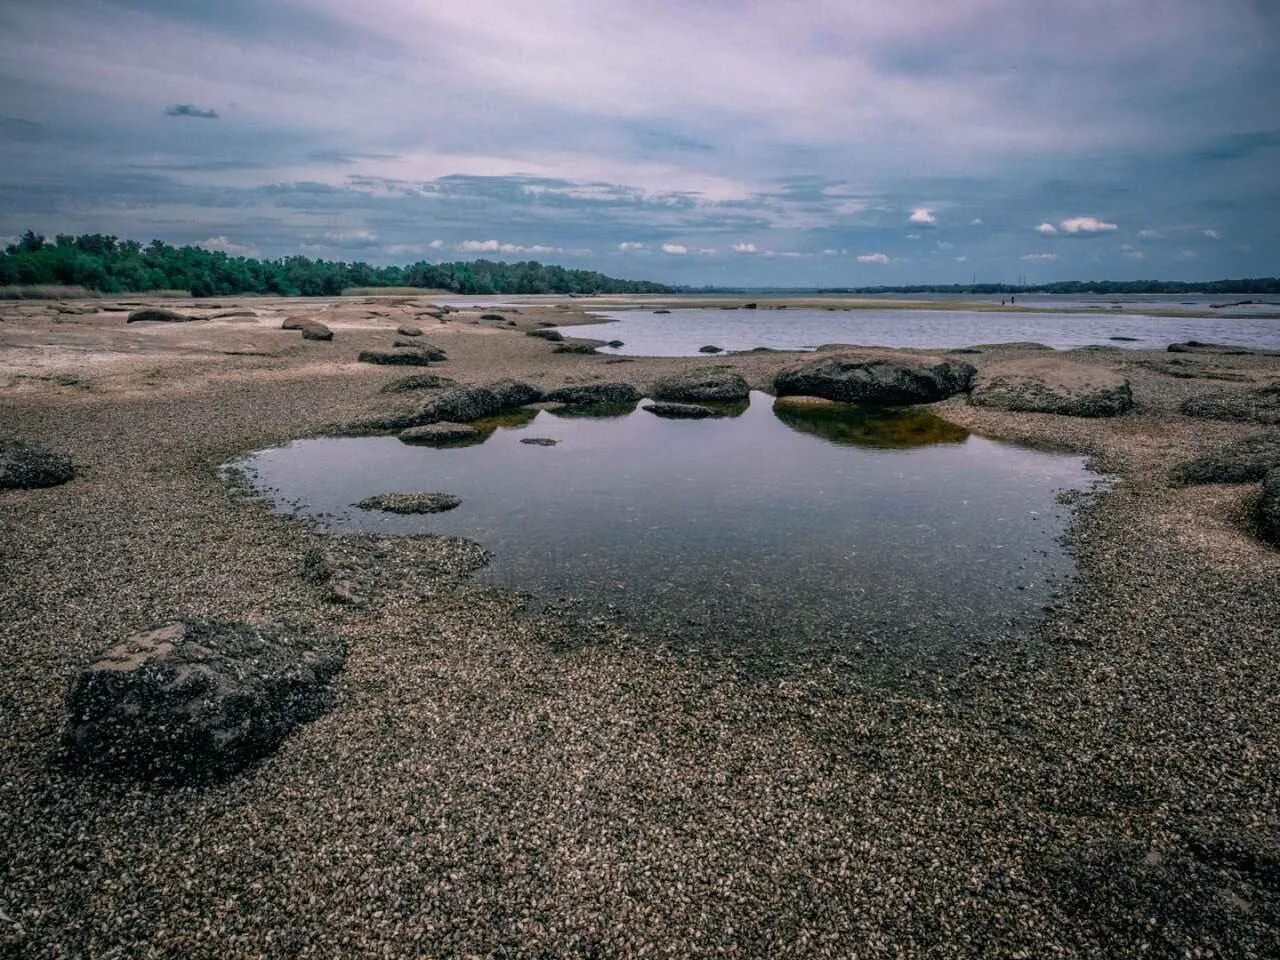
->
[560, 307, 1280, 356]
[231, 394, 1098, 672]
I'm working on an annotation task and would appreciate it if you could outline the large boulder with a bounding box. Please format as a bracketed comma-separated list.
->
[63, 620, 344, 781]
[298, 319, 333, 341]
[969, 358, 1133, 417]
[398, 422, 482, 446]
[544, 383, 642, 406]
[416, 386, 503, 423]
[1180, 386, 1280, 426]
[489, 379, 543, 408]
[126, 308, 193, 323]
[396, 325, 423, 337]
[1170, 435, 1280, 485]
[1258, 468, 1280, 546]
[774, 353, 975, 405]
[1, 439, 75, 490]
[650, 370, 750, 403]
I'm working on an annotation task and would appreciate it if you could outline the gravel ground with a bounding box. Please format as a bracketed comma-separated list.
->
[1, 296, 1278, 958]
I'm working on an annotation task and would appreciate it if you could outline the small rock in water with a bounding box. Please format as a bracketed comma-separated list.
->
[399, 421, 481, 445]
[698, 344, 724, 354]
[357, 491, 462, 514]
[520, 437, 558, 446]
[544, 383, 641, 405]
[650, 370, 750, 403]
[644, 401, 721, 419]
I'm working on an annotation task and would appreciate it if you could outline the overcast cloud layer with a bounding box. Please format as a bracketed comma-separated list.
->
[1, 0, 1277, 285]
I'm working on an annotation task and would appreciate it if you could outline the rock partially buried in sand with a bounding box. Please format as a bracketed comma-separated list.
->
[650, 370, 750, 403]
[644, 401, 721, 419]
[1180, 386, 1280, 426]
[396, 325, 423, 337]
[553, 343, 598, 354]
[1168, 341, 1256, 355]
[126, 308, 193, 324]
[0, 438, 75, 490]
[399, 422, 481, 445]
[774, 352, 976, 405]
[358, 348, 443, 366]
[357, 492, 461, 514]
[380, 373, 457, 394]
[544, 383, 642, 406]
[698, 345, 724, 354]
[969, 358, 1133, 417]
[1169, 434, 1280, 485]
[1258, 468, 1280, 546]
[63, 619, 345, 782]
[527, 328, 564, 341]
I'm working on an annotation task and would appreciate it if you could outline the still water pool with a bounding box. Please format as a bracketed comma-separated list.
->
[232, 394, 1098, 670]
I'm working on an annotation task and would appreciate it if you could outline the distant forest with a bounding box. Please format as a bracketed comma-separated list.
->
[0, 231, 672, 296]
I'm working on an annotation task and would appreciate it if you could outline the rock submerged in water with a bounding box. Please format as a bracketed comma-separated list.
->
[1180, 386, 1280, 426]
[544, 383, 642, 406]
[969, 358, 1134, 417]
[63, 620, 345, 782]
[0, 438, 75, 490]
[644, 401, 721, 419]
[357, 491, 461, 514]
[650, 370, 750, 403]
[520, 437, 558, 446]
[398, 421, 481, 445]
[1258, 468, 1280, 546]
[126, 308, 193, 323]
[774, 352, 976, 405]
[698, 345, 724, 354]
[1169, 434, 1280, 485]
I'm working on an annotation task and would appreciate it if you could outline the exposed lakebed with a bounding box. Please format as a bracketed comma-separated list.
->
[563, 307, 1280, 355]
[231, 393, 1098, 671]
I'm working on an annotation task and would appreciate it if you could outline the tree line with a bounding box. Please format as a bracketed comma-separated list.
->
[0, 231, 672, 296]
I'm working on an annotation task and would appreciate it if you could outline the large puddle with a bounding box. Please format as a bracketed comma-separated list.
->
[562, 307, 1280, 355]
[231, 394, 1099, 671]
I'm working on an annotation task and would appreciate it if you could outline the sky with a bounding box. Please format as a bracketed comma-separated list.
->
[1, 0, 1277, 287]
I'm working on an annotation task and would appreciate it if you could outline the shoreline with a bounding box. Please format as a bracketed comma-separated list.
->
[2, 294, 1278, 957]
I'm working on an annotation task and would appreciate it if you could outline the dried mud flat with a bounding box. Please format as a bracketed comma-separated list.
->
[1, 294, 1278, 958]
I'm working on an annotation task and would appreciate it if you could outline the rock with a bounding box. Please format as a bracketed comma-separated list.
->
[212, 310, 257, 319]
[298, 320, 333, 341]
[527, 328, 564, 341]
[774, 352, 976, 405]
[1168, 341, 1255, 355]
[554, 343, 598, 354]
[415, 386, 502, 423]
[520, 437, 558, 446]
[1170, 435, 1280, 485]
[1258, 468, 1280, 546]
[654, 309, 671, 315]
[1109, 336, 1140, 342]
[644, 402, 721, 419]
[63, 620, 344, 781]
[126, 308, 193, 323]
[489, 380, 543, 408]
[398, 422, 482, 446]
[480, 313, 505, 322]
[743, 303, 758, 309]
[281, 316, 309, 330]
[357, 492, 461, 514]
[969, 358, 1134, 417]
[544, 383, 642, 405]
[607, 340, 625, 348]
[1180, 386, 1280, 425]
[698, 345, 724, 354]
[396, 325, 423, 337]
[358, 347, 443, 366]
[380, 374, 457, 394]
[650, 370, 750, 403]
[0, 438, 75, 490]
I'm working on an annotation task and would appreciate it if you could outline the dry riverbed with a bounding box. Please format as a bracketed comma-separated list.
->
[1, 294, 1277, 958]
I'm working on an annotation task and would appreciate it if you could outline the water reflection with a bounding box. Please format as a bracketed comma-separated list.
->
[772, 397, 969, 449]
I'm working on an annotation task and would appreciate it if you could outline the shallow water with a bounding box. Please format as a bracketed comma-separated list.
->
[562, 307, 1280, 355]
[232, 394, 1098, 671]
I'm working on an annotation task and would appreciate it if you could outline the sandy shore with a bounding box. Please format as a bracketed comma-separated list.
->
[2, 294, 1277, 958]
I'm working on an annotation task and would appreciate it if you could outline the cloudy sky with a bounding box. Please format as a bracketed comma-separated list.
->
[1, 0, 1277, 286]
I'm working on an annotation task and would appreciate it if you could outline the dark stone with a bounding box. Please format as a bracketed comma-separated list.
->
[380, 374, 457, 394]
[358, 347, 444, 366]
[650, 370, 750, 403]
[1168, 341, 1255, 355]
[654, 309, 671, 315]
[527, 328, 564, 341]
[1258, 468, 1280, 546]
[743, 303, 758, 309]
[607, 340, 625, 348]
[1181, 386, 1280, 426]
[415, 386, 502, 423]
[357, 492, 461, 513]
[63, 620, 345, 782]
[698, 345, 724, 354]
[489, 379, 543, 407]
[480, 313, 505, 322]
[127, 308, 193, 323]
[774, 353, 976, 405]
[396, 325, 423, 337]
[553, 343, 598, 354]
[1170, 435, 1280, 485]
[544, 383, 642, 405]
[281, 316, 309, 330]
[398, 422, 481, 445]
[298, 320, 333, 341]
[0, 439, 75, 490]
[1109, 336, 1140, 342]
[644, 401, 721, 419]
[520, 437, 559, 446]
[969, 360, 1133, 417]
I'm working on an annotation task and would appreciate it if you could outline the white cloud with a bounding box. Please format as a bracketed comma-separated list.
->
[905, 233, 921, 240]
[936, 240, 954, 250]
[661, 243, 688, 254]
[194, 236, 259, 256]
[458, 239, 561, 254]
[1021, 252, 1058, 262]
[1058, 216, 1118, 234]
[1035, 222, 1058, 235]
[908, 207, 936, 225]
[857, 252, 890, 264]
[970, 218, 983, 226]
[428, 239, 444, 249]
[1137, 229, 1161, 239]
[696, 247, 718, 255]
[617, 241, 645, 251]
[1180, 248, 1198, 259]
[1203, 228, 1220, 239]
[323, 229, 378, 244]
[954, 255, 968, 262]
[731, 242, 757, 253]
[383, 243, 426, 256]
[1121, 243, 1144, 260]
